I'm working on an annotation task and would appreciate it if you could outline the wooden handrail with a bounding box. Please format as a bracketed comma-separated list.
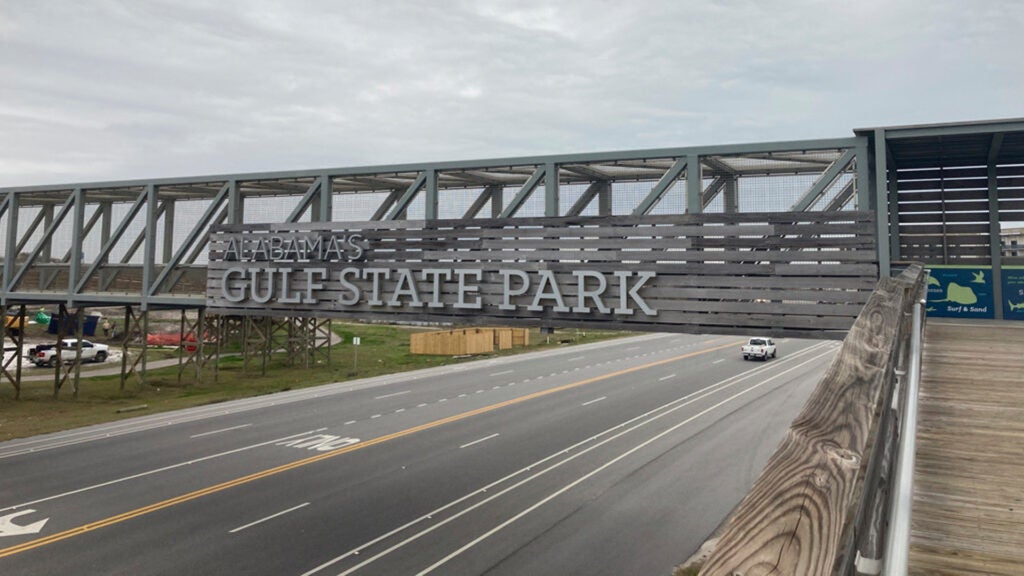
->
[700, 265, 924, 576]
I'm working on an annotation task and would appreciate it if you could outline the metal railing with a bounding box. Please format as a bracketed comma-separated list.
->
[880, 278, 927, 575]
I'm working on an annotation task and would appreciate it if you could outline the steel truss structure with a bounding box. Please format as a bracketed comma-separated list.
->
[0, 137, 869, 392]
[1, 137, 869, 311]
[3, 118, 1023, 393]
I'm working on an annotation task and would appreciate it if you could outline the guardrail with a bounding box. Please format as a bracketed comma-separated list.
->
[880, 275, 926, 575]
[700, 264, 927, 576]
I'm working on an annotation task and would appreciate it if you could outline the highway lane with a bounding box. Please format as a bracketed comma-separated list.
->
[0, 333, 835, 575]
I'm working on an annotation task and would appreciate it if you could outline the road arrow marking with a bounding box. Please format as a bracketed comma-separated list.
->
[0, 510, 49, 537]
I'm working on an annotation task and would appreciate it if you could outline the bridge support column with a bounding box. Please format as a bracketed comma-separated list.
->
[177, 308, 211, 386]
[2, 304, 26, 399]
[120, 305, 150, 391]
[988, 133, 1004, 319]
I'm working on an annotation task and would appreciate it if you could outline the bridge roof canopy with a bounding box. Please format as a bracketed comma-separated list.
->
[857, 117, 1024, 169]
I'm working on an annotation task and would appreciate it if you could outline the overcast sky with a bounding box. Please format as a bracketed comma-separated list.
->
[1, 0, 1021, 188]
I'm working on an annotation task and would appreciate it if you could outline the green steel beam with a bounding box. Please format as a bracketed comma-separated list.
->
[62, 204, 103, 262]
[13, 208, 46, 256]
[228, 180, 243, 224]
[545, 162, 559, 217]
[632, 157, 687, 216]
[491, 186, 504, 218]
[317, 175, 333, 222]
[81, 192, 148, 293]
[425, 169, 438, 220]
[723, 177, 738, 213]
[873, 130, 891, 278]
[988, 132, 1005, 319]
[0, 137, 864, 195]
[385, 172, 427, 220]
[68, 188, 86, 298]
[877, 118, 1024, 139]
[499, 166, 546, 218]
[2, 193, 16, 298]
[790, 148, 856, 212]
[886, 145, 900, 266]
[823, 181, 856, 212]
[566, 181, 610, 217]
[686, 154, 702, 214]
[285, 178, 322, 223]
[462, 185, 502, 219]
[141, 185, 158, 309]
[371, 189, 401, 221]
[163, 199, 175, 263]
[148, 182, 230, 297]
[701, 176, 727, 210]
[9, 192, 78, 291]
[855, 143, 870, 211]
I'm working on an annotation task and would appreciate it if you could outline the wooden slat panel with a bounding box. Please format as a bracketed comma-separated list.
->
[896, 167, 988, 180]
[898, 223, 990, 235]
[901, 245, 991, 258]
[897, 189, 990, 202]
[897, 200, 991, 213]
[897, 178, 988, 191]
[207, 212, 877, 337]
[898, 212, 993, 224]
[909, 323, 1024, 576]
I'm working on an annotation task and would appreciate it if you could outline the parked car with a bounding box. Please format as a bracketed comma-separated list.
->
[34, 339, 109, 367]
[741, 337, 777, 361]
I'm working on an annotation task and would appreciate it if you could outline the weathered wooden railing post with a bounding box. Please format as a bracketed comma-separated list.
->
[700, 264, 924, 576]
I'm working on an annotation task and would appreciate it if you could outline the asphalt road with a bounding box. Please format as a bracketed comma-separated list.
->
[0, 332, 836, 575]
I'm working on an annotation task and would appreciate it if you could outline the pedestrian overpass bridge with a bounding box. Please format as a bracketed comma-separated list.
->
[3, 118, 1024, 574]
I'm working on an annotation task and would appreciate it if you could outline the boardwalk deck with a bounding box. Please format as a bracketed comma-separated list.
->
[910, 320, 1024, 576]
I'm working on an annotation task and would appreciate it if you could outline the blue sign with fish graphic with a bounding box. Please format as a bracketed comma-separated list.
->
[1002, 267, 1024, 321]
[925, 266, 994, 319]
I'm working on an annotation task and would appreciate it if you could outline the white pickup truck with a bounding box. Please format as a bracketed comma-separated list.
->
[34, 339, 109, 367]
[741, 337, 776, 361]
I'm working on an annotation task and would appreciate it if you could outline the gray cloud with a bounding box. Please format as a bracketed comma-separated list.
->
[1, 0, 1022, 187]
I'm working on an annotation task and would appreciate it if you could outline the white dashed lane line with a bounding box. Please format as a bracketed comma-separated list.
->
[330, 340, 725, 433]
[460, 433, 500, 449]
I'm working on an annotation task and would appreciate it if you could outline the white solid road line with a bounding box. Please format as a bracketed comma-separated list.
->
[489, 370, 514, 377]
[305, 342, 834, 576]
[459, 434, 500, 449]
[374, 390, 411, 400]
[0, 429, 325, 514]
[415, 347, 836, 575]
[189, 423, 253, 439]
[229, 502, 309, 534]
[581, 397, 607, 406]
[0, 334, 675, 459]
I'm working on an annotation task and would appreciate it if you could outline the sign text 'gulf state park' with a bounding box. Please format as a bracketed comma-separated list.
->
[206, 221, 658, 322]
[205, 213, 879, 337]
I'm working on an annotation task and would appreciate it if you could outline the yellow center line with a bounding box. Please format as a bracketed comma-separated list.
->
[0, 338, 742, 558]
